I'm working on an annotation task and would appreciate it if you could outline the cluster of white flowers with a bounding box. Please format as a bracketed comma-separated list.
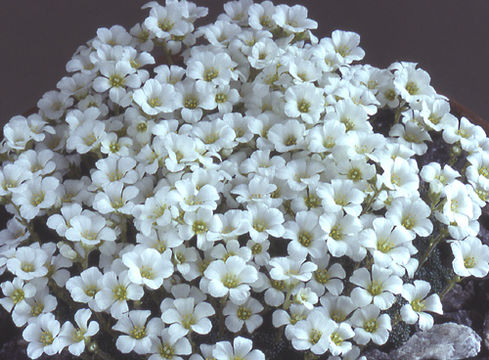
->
[1, 0, 489, 359]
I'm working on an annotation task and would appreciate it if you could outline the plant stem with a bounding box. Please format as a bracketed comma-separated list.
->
[416, 229, 447, 273]
[439, 275, 461, 299]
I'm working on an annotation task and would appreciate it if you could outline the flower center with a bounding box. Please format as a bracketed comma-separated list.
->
[335, 45, 351, 57]
[377, 238, 394, 253]
[72, 328, 86, 343]
[330, 331, 343, 346]
[341, 117, 355, 131]
[285, 135, 297, 146]
[40, 330, 54, 346]
[367, 280, 383, 296]
[314, 268, 330, 284]
[159, 343, 175, 359]
[411, 298, 426, 312]
[405, 81, 419, 95]
[137, 122, 147, 132]
[158, 18, 174, 32]
[237, 306, 252, 320]
[330, 310, 346, 323]
[113, 284, 127, 301]
[109, 74, 125, 88]
[109, 142, 120, 153]
[297, 99, 311, 113]
[81, 231, 98, 241]
[204, 67, 219, 82]
[184, 95, 199, 109]
[329, 224, 343, 241]
[251, 243, 262, 255]
[298, 231, 312, 247]
[252, 219, 267, 232]
[31, 192, 45, 206]
[271, 280, 285, 290]
[84, 285, 98, 297]
[31, 301, 44, 316]
[385, 89, 396, 101]
[192, 220, 208, 234]
[347, 168, 362, 181]
[181, 313, 196, 329]
[363, 319, 378, 333]
[479, 166, 489, 178]
[148, 97, 162, 108]
[401, 215, 415, 230]
[464, 256, 476, 268]
[215, 93, 227, 103]
[10, 289, 24, 304]
[391, 173, 401, 186]
[222, 273, 240, 288]
[21, 262, 35, 273]
[130, 325, 146, 339]
[140, 265, 154, 280]
[309, 328, 322, 345]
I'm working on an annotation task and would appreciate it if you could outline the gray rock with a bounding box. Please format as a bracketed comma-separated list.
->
[442, 283, 474, 312]
[443, 310, 473, 327]
[391, 322, 481, 360]
[361, 349, 390, 360]
[483, 313, 489, 351]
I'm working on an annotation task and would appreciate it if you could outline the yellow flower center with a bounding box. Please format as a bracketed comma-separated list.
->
[314, 268, 330, 284]
[405, 81, 419, 95]
[297, 99, 311, 113]
[252, 219, 267, 232]
[130, 325, 146, 339]
[72, 328, 86, 343]
[237, 306, 252, 320]
[401, 215, 415, 230]
[109, 142, 120, 153]
[109, 74, 125, 88]
[137, 122, 147, 132]
[309, 329, 322, 345]
[329, 224, 343, 241]
[464, 256, 476, 269]
[298, 231, 313, 247]
[222, 273, 240, 288]
[192, 220, 208, 234]
[113, 284, 127, 301]
[330, 331, 344, 346]
[347, 168, 362, 181]
[140, 266, 154, 280]
[363, 319, 378, 333]
[184, 95, 199, 109]
[251, 243, 262, 255]
[367, 280, 383, 296]
[285, 135, 297, 146]
[31, 302, 44, 316]
[84, 285, 98, 297]
[21, 262, 35, 273]
[10, 289, 24, 304]
[31, 192, 45, 206]
[215, 93, 227, 103]
[411, 298, 425, 312]
[204, 67, 219, 82]
[159, 343, 175, 359]
[40, 331, 54, 346]
[181, 313, 196, 329]
[377, 238, 394, 253]
[158, 18, 174, 32]
[148, 97, 162, 108]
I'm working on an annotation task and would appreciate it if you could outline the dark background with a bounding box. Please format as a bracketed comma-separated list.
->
[1, 0, 489, 126]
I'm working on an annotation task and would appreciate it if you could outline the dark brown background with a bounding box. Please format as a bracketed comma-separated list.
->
[1, 0, 489, 126]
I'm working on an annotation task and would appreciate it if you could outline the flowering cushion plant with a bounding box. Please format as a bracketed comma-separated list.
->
[1, 0, 489, 359]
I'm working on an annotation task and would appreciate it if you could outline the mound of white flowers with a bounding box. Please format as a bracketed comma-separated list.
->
[1, 0, 489, 359]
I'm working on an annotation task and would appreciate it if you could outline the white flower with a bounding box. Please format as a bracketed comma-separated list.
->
[66, 267, 103, 310]
[22, 313, 62, 359]
[420, 162, 459, 195]
[400, 280, 443, 331]
[7, 246, 48, 281]
[213, 336, 265, 360]
[350, 304, 391, 345]
[245, 202, 284, 242]
[272, 4, 317, 33]
[319, 211, 363, 259]
[58, 308, 99, 356]
[268, 119, 306, 153]
[386, 196, 433, 239]
[181, 207, 223, 250]
[133, 79, 177, 115]
[95, 270, 144, 319]
[122, 246, 174, 289]
[11, 176, 60, 220]
[451, 237, 489, 278]
[92, 181, 139, 215]
[160, 297, 215, 335]
[284, 83, 325, 124]
[284, 211, 326, 259]
[349, 265, 403, 310]
[392, 62, 436, 104]
[223, 296, 263, 333]
[0, 277, 36, 313]
[438, 180, 473, 227]
[148, 328, 192, 360]
[204, 255, 258, 305]
[187, 50, 237, 85]
[317, 179, 365, 217]
[113, 310, 162, 354]
[93, 61, 142, 107]
[64, 212, 116, 246]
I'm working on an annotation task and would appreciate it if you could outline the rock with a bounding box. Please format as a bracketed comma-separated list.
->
[361, 349, 390, 360]
[442, 283, 474, 312]
[391, 322, 481, 360]
[483, 313, 489, 351]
